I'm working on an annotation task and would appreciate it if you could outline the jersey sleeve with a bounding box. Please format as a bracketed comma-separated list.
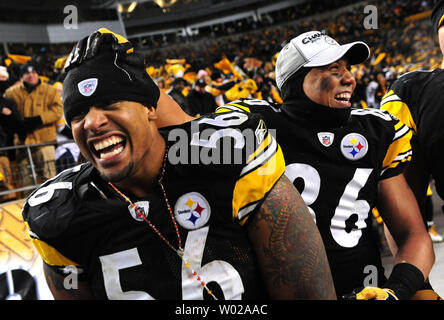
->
[379, 74, 423, 179]
[380, 116, 413, 179]
[25, 223, 80, 272]
[214, 99, 285, 225]
[216, 99, 253, 114]
[216, 98, 280, 114]
[232, 120, 285, 225]
[380, 70, 436, 133]
[380, 89, 417, 133]
[21, 165, 88, 274]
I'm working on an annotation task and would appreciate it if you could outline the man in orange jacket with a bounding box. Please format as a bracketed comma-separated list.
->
[4, 61, 63, 193]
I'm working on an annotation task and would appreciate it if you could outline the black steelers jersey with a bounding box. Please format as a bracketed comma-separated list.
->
[217, 99, 412, 296]
[21, 111, 285, 300]
[381, 69, 444, 200]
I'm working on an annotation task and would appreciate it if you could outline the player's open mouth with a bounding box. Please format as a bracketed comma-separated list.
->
[334, 92, 351, 102]
[334, 92, 351, 106]
[90, 134, 127, 160]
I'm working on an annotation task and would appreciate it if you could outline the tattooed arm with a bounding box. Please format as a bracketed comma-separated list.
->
[43, 263, 96, 300]
[247, 175, 336, 300]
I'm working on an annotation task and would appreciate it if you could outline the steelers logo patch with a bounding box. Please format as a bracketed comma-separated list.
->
[174, 192, 211, 230]
[340, 133, 368, 160]
[324, 35, 337, 46]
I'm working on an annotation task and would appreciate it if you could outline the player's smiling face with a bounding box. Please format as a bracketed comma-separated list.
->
[71, 101, 157, 182]
[303, 58, 356, 109]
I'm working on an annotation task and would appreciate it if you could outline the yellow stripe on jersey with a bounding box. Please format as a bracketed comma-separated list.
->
[215, 103, 251, 114]
[25, 222, 79, 267]
[215, 107, 235, 113]
[228, 102, 251, 113]
[232, 137, 285, 225]
[392, 119, 408, 140]
[380, 90, 417, 133]
[381, 121, 412, 175]
[247, 133, 271, 163]
[30, 237, 80, 267]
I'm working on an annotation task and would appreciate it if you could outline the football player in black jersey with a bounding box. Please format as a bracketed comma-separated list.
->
[381, 0, 444, 231]
[216, 31, 435, 300]
[21, 29, 336, 300]
[379, 0, 444, 300]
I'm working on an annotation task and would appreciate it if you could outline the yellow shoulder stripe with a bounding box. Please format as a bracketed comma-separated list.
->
[247, 133, 271, 163]
[25, 222, 79, 267]
[382, 124, 412, 173]
[233, 141, 285, 224]
[380, 90, 416, 133]
[394, 120, 404, 131]
[215, 107, 234, 114]
[228, 103, 251, 113]
[216, 103, 251, 114]
[30, 237, 80, 267]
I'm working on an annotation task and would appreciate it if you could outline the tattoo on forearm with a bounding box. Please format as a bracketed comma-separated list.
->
[250, 176, 336, 299]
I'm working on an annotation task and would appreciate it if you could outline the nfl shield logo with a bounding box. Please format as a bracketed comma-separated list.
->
[77, 78, 98, 97]
[128, 201, 150, 221]
[317, 132, 334, 147]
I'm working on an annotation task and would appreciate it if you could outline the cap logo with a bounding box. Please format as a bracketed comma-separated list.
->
[324, 36, 337, 45]
[301, 32, 324, 44]
[174, 192, 211, 230]
[340, 133, 368, 160]
[78, 78, 98, 97]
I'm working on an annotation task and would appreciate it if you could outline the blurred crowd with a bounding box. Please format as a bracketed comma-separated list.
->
[139, 0, 438, 110]
[0, 0, 441, 201]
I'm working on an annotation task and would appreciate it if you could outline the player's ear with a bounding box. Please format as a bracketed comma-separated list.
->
[146, 106, 158, 120]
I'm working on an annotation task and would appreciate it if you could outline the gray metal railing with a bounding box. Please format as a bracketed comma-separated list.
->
[0, 140, 81, 199]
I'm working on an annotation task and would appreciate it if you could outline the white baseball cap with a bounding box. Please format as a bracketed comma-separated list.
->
[275, 31, 370, 90]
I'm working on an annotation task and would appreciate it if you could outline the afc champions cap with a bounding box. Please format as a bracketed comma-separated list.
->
[275, 31, 370, 90]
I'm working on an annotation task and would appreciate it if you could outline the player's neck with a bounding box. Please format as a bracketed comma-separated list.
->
[154, 91, 194, 128]
[112, 133, 167, 199]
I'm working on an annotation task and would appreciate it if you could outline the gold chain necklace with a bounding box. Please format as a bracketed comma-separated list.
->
[108, 148, 217, 300]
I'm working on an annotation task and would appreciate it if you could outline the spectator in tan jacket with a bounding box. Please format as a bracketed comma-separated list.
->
[4, 61, 63, 193]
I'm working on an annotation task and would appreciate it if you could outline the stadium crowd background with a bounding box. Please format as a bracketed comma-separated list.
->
[0, 0, 441, 199]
